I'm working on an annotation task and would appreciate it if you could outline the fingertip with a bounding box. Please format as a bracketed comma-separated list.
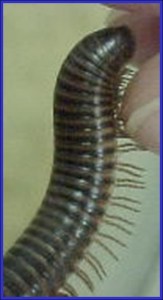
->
[104, 4, 160, 64]
[121, 54, 160, 155]
[125, 101, 160, 154]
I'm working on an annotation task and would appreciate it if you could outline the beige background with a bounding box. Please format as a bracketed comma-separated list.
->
[4, 3, 159, 297]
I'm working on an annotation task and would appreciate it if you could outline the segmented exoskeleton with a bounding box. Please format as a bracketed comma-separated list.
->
[4, 26, 143, 297]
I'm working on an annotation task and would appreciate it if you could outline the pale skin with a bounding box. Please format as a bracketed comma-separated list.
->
[105, 4, 160, 154]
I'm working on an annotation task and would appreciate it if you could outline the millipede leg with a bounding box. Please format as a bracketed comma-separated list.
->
[86, 251, 107, 276]
[111, 196, 141, 205]
[57, 283, 78, 297]
[102, 219, 132, 235]
[84, 254, 103, 280]
[97, 232, 127, 248]
[109, 201, 141, 213]
[104, 213, 135, 226]
[93, 237, 119, 262]
[75, 266, 94, 293]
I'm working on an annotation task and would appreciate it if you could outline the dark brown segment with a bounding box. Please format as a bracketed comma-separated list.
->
[4, 26, 135, 296]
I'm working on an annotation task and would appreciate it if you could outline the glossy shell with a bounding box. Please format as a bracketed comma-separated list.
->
[4, 26, 135, 296]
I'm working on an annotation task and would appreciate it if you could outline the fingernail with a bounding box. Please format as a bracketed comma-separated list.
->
[126, 99, 160, 153]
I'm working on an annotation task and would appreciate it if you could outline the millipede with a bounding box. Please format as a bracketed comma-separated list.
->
[4, 25, 146, 297]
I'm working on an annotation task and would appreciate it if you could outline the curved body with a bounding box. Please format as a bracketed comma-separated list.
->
[4, 26, 135, 296]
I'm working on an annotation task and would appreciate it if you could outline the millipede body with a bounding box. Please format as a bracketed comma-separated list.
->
[4, 26, 135, 296]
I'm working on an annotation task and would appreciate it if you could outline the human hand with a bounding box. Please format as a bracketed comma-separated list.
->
[105, 4, 160, 154]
